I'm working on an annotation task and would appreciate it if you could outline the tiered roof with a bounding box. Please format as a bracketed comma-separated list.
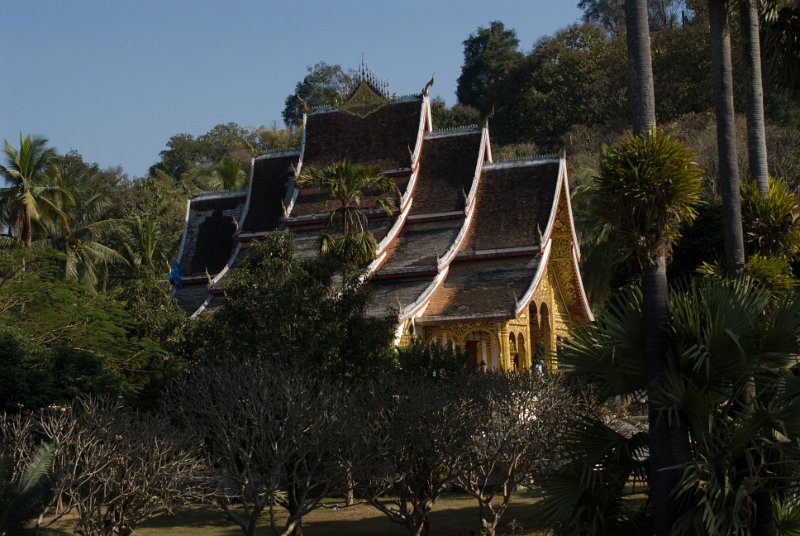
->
[174, 71, 591, 330]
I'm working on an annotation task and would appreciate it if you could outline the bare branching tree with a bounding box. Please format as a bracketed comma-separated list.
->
[2, 398, 208, 536]
[456, 371, 576, 536]
[352, 373, 474, 536]
[169, 360, 343, 536]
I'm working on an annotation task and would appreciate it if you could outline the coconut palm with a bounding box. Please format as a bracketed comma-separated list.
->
[709, 0, 747, 277]
[297, 161, 397, 265]
[119, 214, 168, 278]
[585, 129, 703, 534]
[42, 165, 125, 290]
[184, 156, 248, 192]
[0, 134, 66, 248]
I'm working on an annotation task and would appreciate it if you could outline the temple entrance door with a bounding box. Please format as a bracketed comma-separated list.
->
[465, 340, 480, 369]
[465, 332, 495, 369]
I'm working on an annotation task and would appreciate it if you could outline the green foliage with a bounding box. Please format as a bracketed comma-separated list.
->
[429, 97, 480, 130]
[0, 249, 175, 408]
[152, 122, 260, 179]
[396, 338, 468, 378]
[0, 134, 62, 247]
[187, 232, 395, 377]
[534, 411, 650, 536]
[456, 21, 524, 118]
[493, 24, 628, 148]
[283, 62, 353, 127]
[298, 161, 398, 264]
[589, 130, 703, 265]
[741, 177, 800, 259]
[559, 276, 800, 535]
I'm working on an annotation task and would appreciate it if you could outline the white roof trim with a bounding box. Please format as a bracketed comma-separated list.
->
[410, 95, 430, 168]
[435, 126, 487, 270]
[515, 239, 552, 317]
[210, 241, 240, 287]
[559, 157, 582, 259]
[237, 157, 258, 238]
[191, 295, 212, 319]
[189, 190, 247, 202]
[425, 126, 481, 139]
[399, 265, 450, 322]
[483, 157, 560, 170]
[255, 148, 300, 160]
[171, 198, 194, 298]
[540, 163, 565, 245]
[373, 196, 414, 265]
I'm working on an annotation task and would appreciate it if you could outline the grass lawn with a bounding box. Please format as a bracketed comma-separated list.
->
[52, 492, 549, 535]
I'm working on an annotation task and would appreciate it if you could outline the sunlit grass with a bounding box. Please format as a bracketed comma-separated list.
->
[50, 492, 549, 535]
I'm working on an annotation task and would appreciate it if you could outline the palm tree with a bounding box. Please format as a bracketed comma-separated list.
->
[43, 164, 125, 290]
[0, 442, 59, 535]
[740, 0, 770, 195]
[587, 129, 703, 534]
[557, 276, 800, 536]
[0, 134, 64, 248]
[120, 214, 168, 278]
[184, 156, 247, 192]
[625, 0, 656, 135]
[297, 161, 397, 265]
[709, 0, 747, 277]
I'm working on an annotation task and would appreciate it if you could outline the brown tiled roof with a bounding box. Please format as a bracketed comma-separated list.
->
[290, 176, 408, 218]
[302, 99, 423, 169]
[291, 220, 392, 260]
[174, 283, 210, 315]
[410, 131, 482, 215]
[241, 154, 297, 233]
[365, 277, 435, 318]
[379, 219, 462, 273]
[420, 255, 543, 322]
[179, 193, 245, 277]
[462, 161, 560, 251]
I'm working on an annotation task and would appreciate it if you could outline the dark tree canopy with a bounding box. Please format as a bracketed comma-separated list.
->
[456, 21, 524, 117]
[283, 62, 354, 127]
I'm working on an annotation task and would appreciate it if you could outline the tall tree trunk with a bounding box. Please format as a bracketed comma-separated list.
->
[710, 0, 747, 278]
[643, 257, 689, 535]
[626, 3, 692, 534]
[740, 0, 770, 194]
[626, 0, 657, 134]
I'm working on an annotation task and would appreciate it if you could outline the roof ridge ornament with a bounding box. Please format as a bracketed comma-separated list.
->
[422, 73, 435, 97]
[340, 58, 390, 118]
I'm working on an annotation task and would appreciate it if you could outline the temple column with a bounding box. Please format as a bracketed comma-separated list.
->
[498, 324, 511, 370]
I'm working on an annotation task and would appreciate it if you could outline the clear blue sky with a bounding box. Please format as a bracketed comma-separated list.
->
[2, 1, 583, 179]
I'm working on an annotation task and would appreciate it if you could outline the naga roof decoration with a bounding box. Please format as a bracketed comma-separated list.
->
[173, 70, 593, 351]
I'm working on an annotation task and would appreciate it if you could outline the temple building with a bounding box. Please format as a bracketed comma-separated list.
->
[173, 69, 593, 370]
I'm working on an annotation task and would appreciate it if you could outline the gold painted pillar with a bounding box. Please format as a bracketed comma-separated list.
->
[497, 324, 511, 370]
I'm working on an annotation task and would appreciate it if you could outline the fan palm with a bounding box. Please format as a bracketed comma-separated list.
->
[297, 161, 397, 264]
[0, 134, 66, 248]
[583, 129, 703, 533]
[559, 276, 800, 535]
